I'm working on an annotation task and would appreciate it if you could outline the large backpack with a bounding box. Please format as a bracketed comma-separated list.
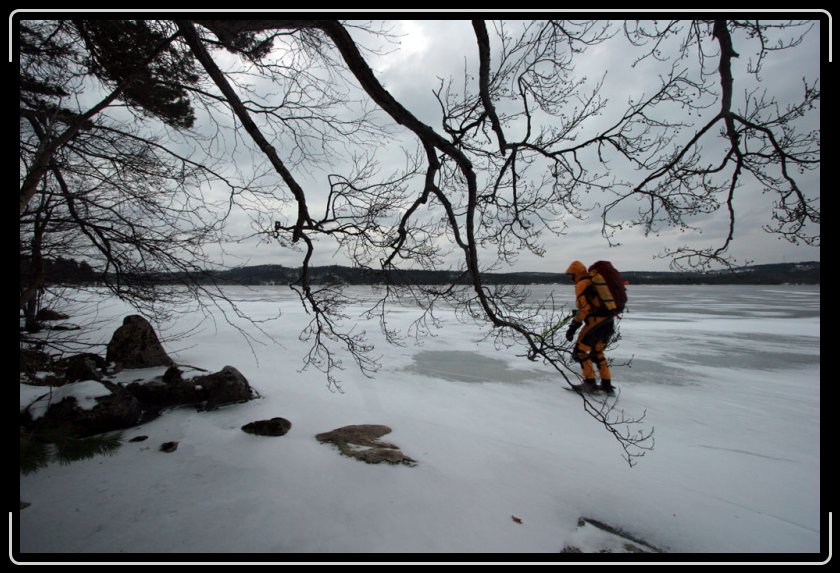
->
[588, 261, 627, 317]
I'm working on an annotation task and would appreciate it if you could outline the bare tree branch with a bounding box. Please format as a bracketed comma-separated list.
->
[20, 18, 819, 465]
[177, 20, 313, 243]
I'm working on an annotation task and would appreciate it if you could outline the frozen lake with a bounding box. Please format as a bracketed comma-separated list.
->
[18, 284, 822, 558]
[203, 283, 820, 390]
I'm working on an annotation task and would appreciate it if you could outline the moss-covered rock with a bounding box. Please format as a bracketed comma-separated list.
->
[315, 424, 416, 467]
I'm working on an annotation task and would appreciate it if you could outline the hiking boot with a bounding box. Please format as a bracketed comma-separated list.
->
[573, 379, 599, 394]
[599, 380, 615, 395]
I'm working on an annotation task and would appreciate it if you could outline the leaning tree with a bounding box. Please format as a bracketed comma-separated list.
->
[19, 18, 820, 464]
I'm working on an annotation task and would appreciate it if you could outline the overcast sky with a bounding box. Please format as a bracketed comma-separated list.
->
[15, 14, 823, 273]
[192, 16, 821, 273]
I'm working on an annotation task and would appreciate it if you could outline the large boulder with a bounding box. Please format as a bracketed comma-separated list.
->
[56, 353, 106, 383]
[20, 349, 51, 379]
[106, 315, 174, 368]
[125, 365, 254, 413]
[36, 308, 69, 321]
[242, 417, 292, 436]
[192, 366, 253, 408]
[21, 380, 142, 438]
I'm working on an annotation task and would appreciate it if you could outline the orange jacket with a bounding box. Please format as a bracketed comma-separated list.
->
[566, 260, 603, 323]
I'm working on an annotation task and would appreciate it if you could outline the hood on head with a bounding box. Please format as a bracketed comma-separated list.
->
[565, 260, 587, 281]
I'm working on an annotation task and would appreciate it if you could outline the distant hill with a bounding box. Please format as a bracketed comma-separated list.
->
[201, 261, 820, 286]
[26, 258, 819, 287]
[622, 262, 820, 285]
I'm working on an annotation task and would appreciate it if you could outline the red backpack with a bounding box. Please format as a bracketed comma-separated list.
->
[588, 261, 627, 316]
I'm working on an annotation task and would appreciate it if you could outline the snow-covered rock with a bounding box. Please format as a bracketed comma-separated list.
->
[20, 379, 141, 437]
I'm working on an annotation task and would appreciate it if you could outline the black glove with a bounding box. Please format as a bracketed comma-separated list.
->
[565, 321, 581, 342]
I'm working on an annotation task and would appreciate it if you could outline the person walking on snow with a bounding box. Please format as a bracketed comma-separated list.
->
[565, 260, 616, 395]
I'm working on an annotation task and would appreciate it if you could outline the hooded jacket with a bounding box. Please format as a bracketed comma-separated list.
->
[566, 260, 603, 324]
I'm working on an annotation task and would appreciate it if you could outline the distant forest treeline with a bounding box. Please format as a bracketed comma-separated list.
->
[204, 262, 820, 286]
[23, 259, 819, 287]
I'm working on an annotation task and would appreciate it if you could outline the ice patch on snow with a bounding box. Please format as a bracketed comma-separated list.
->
[403, 350, 555, 384]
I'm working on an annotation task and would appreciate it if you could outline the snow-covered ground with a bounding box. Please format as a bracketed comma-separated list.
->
[17, 284, 823, 561]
